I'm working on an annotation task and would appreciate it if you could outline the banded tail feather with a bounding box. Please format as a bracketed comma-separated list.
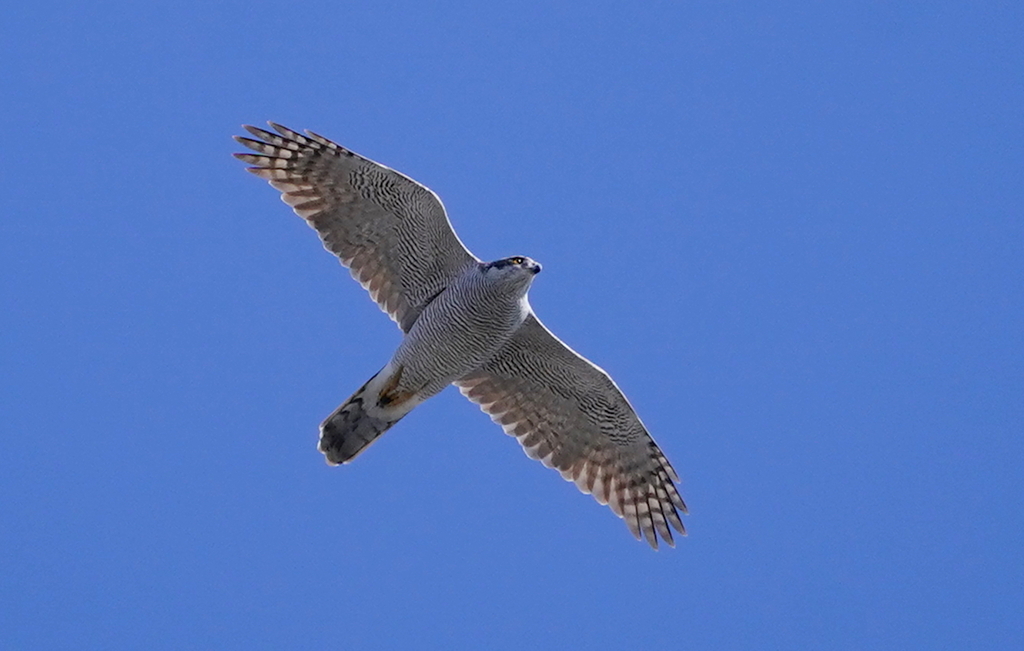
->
[318, 365, 417, 464]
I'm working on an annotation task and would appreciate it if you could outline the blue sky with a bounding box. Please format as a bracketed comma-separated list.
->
[2, 1, 1022, 648]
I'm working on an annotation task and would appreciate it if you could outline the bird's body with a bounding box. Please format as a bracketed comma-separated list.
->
[234, 123, 687, 547]
[393, 259, 539, 400]
[321, 258, 539, 463]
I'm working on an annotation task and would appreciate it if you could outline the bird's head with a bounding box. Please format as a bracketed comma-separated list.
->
[482, 256, 542, 293]
[485, 255, 542, 276]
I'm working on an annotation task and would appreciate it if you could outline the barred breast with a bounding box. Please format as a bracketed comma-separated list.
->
[390, 264, 531, 399]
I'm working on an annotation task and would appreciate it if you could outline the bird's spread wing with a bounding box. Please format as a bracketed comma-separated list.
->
[455, 314, 687, 548]
[234, 123, 479, 332]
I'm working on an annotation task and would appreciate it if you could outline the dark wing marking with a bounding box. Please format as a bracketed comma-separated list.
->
[234, 123, 478, 332]
[456, 314, 687, 548]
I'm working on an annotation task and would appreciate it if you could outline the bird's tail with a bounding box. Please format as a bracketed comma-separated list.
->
[318, 363, 420, 464]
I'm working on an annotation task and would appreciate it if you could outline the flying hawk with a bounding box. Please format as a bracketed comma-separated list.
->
[234, 123, 687, 547]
